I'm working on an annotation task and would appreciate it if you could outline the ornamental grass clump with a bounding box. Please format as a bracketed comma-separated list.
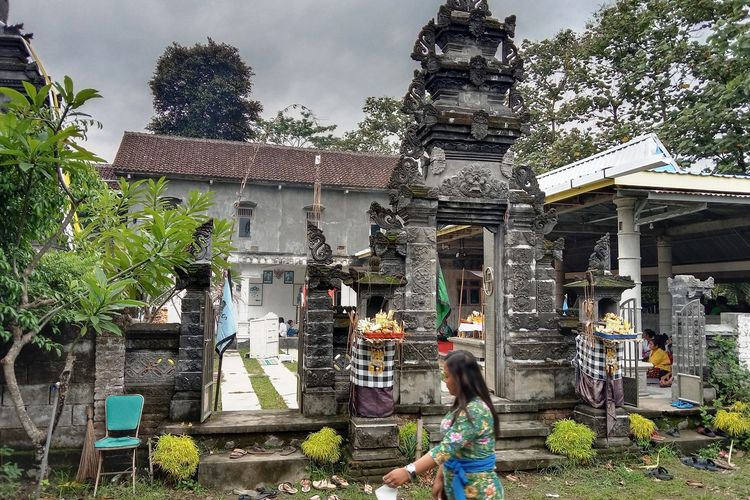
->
[545, 419, 596, 464]
[301, 427, 342, 465]
[152, 434, 200, 482]
[714, 409, 750, 465]
[628, 414, 656, 444]
[398, 421, 430, 462]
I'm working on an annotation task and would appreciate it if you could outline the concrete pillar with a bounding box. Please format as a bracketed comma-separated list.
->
[657, 235, 673, 334]
[614, 196, 642, 330]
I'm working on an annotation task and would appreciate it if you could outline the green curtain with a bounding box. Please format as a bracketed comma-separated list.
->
[436, 261, 451, 329]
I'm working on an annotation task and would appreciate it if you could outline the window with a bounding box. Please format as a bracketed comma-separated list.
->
[460, 279, 482, 306]
[235, 201, 256, 239]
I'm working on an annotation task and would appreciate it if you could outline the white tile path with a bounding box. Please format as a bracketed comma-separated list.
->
[219, 350, 261, 411]
[259, 350, 299, 410]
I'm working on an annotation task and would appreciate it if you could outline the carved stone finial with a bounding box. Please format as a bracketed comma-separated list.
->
[508, 87, 530, 122]
[307, 221, 333, 265]
[0, 1, 8, 27]
[400, 124, 424, 160]
[533, 208, 558, 235]
[587, 233, 611, 273]
[504, 14, 517, 38]
[387, 155, 423, 190]
[511, 165, 545, 206]
[190, 219, 214, 263]
[429, 147, 447, 175]
[411, 19, 436, 62]
[401, 70, 426, 118]
[367, 202, 403, 230]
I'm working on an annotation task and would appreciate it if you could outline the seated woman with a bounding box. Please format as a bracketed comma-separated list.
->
[648, 334, 672, 387]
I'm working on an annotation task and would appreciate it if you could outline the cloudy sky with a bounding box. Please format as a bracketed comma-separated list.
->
[14, 0, 608, 162]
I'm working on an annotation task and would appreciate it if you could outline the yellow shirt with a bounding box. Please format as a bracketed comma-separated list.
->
[649, 347, 671, 372]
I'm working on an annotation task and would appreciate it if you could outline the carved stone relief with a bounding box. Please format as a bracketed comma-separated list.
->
[439, 166, 508, 199]
[471, 110, 489, 140]
[411, 19, 436, 62]
[367, 202, 403, 230]
[587, 233, 612, 273]
[307, 221, 333, 265]
[430, 147, 447, 175]
[469, 55, 487, 87]
[511, 165, 545, 206]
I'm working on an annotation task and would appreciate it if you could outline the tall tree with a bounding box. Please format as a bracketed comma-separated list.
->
[514, 30, 600, 172]
[147, 38, 263, 141]
[516, 0, 748, 173]
[0, 79, 232, 467]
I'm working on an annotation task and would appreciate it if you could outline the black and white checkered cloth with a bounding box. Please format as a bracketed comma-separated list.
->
[575, 335, 623, 380]
[350, 338, 396, 388]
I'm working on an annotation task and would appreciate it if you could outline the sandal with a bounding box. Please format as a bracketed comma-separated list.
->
[309, 496, 321, 500]
[279, 445, 297, 456]
[278, 482, 298, 494]
[248, 445, 273, 454]
[301, 479, 312, 493]
[696, 426, 716, 438]
[363, 484, 373, 495]
[331, 475, 349, 488]
[256, 485, 280, 499]
[230, 448, 248, 459]
[650, 431, 666, 442]
[327, 496, 340, 500]
[665, 427, 681, 437]
[645, 466, 673, 481]
[313, 479, 336, 491]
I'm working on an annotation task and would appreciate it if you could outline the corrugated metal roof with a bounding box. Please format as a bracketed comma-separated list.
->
[651, 171, 750, 180]
[538, 133, 679, 197]
[652, 190, 750, 199]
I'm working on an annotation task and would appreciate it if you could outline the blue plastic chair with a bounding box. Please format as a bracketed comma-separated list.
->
[93, 394, 144, 496]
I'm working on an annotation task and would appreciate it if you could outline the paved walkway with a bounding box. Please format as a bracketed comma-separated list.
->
[220, 350, 261, 411]
[260, 350, 299, 410]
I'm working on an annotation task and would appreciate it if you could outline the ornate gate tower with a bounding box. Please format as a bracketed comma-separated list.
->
[389, 0, 569, 403]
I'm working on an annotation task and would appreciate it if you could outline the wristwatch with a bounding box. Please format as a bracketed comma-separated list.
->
[405, 463, 417, 480]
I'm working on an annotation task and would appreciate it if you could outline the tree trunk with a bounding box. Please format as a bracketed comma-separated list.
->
[1, 339, 46, 445]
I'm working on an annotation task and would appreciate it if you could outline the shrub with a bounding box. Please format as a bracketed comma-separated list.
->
[301, 427, 342, 465]
[545, 419, 596, 464]
[628, 414, 656, 442]
[398, 421, 430, 462]
[714, 410, 750, 438]
[152, 434, 200, 482]
[707, 337, 750, 404]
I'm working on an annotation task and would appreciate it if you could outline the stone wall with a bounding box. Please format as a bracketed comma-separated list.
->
[0, 327, 95, 449]
[93, 333, 125, 432]
[124, 323, 180, 437]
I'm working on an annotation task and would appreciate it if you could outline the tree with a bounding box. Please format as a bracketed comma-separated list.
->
[329, 96, 410, 154]
[516, 0, 748, 173]
[147, 38, 263, 141]
[513, 30, 600, 172]
[257, 104, 338, 148]
[0, 79, 232, 474]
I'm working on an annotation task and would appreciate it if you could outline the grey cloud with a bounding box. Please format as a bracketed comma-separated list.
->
[14, 0, 606, 162]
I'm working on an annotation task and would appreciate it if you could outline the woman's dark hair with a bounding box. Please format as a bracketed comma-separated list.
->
[652, 334, 668, 350]
[279, 317, 285, 323]
[444, 350, 499, 436]
[642, 329, 656, 341]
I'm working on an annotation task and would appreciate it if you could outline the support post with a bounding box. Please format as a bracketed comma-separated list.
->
[657, 235, 673, 334]
[614, 195, 642, 330]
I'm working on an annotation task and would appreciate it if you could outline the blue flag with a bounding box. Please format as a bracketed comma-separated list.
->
[215, 276, 237, 356]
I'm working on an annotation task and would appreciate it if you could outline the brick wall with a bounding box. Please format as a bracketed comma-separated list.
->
[0, 327, 95, 449]
[538, 408, 574, 426]
[93, 333, 125, 434]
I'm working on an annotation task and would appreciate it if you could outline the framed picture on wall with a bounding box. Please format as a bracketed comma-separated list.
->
[293, 284, 303, 306]
[262, 270, 273, 284]
[284, 271, 294, 284]
[248, 283, 263, 306]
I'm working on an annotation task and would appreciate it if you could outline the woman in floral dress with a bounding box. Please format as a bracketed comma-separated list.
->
[384, 350, 503, 499]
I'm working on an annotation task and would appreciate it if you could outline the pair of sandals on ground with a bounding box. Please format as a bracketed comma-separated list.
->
[230, 444, 297, 459]
[645, 455, 734, 482]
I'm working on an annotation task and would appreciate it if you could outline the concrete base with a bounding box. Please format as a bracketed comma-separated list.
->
[398, 369, 440, 405]
[349, 417, 399, 449]
[573, 404, 629, 442]
[198, 450, 307, 491]
[302, 388, 337, 417]
[169, 398, 200, 422]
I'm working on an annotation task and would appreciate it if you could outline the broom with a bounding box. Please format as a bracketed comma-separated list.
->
[75, 406, 97, 482]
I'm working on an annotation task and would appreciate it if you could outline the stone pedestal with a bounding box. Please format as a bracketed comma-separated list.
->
[573, 404, 631, 448]
[347, 416, 404, 462]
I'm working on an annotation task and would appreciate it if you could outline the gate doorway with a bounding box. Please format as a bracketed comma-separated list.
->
[673, 299, 705, 405]
[201, 291, 216, 422]
[619, 298, 640, 407]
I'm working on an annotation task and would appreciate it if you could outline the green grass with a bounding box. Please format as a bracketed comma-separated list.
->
[237, 348, 287, 409]
[284, 360, 298, 373]
[503, 454, 750, 499]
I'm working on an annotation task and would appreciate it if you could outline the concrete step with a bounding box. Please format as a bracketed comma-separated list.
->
[658, 429, 726, 456]
[495, 436, 548, 450]
[496, 448, 566, 472]
[497, 412, 542, 422]
[497, 421, 550, 439]
[198, 450, 307, 492]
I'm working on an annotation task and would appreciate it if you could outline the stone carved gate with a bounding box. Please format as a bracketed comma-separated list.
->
[385, 1, 572, 403]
